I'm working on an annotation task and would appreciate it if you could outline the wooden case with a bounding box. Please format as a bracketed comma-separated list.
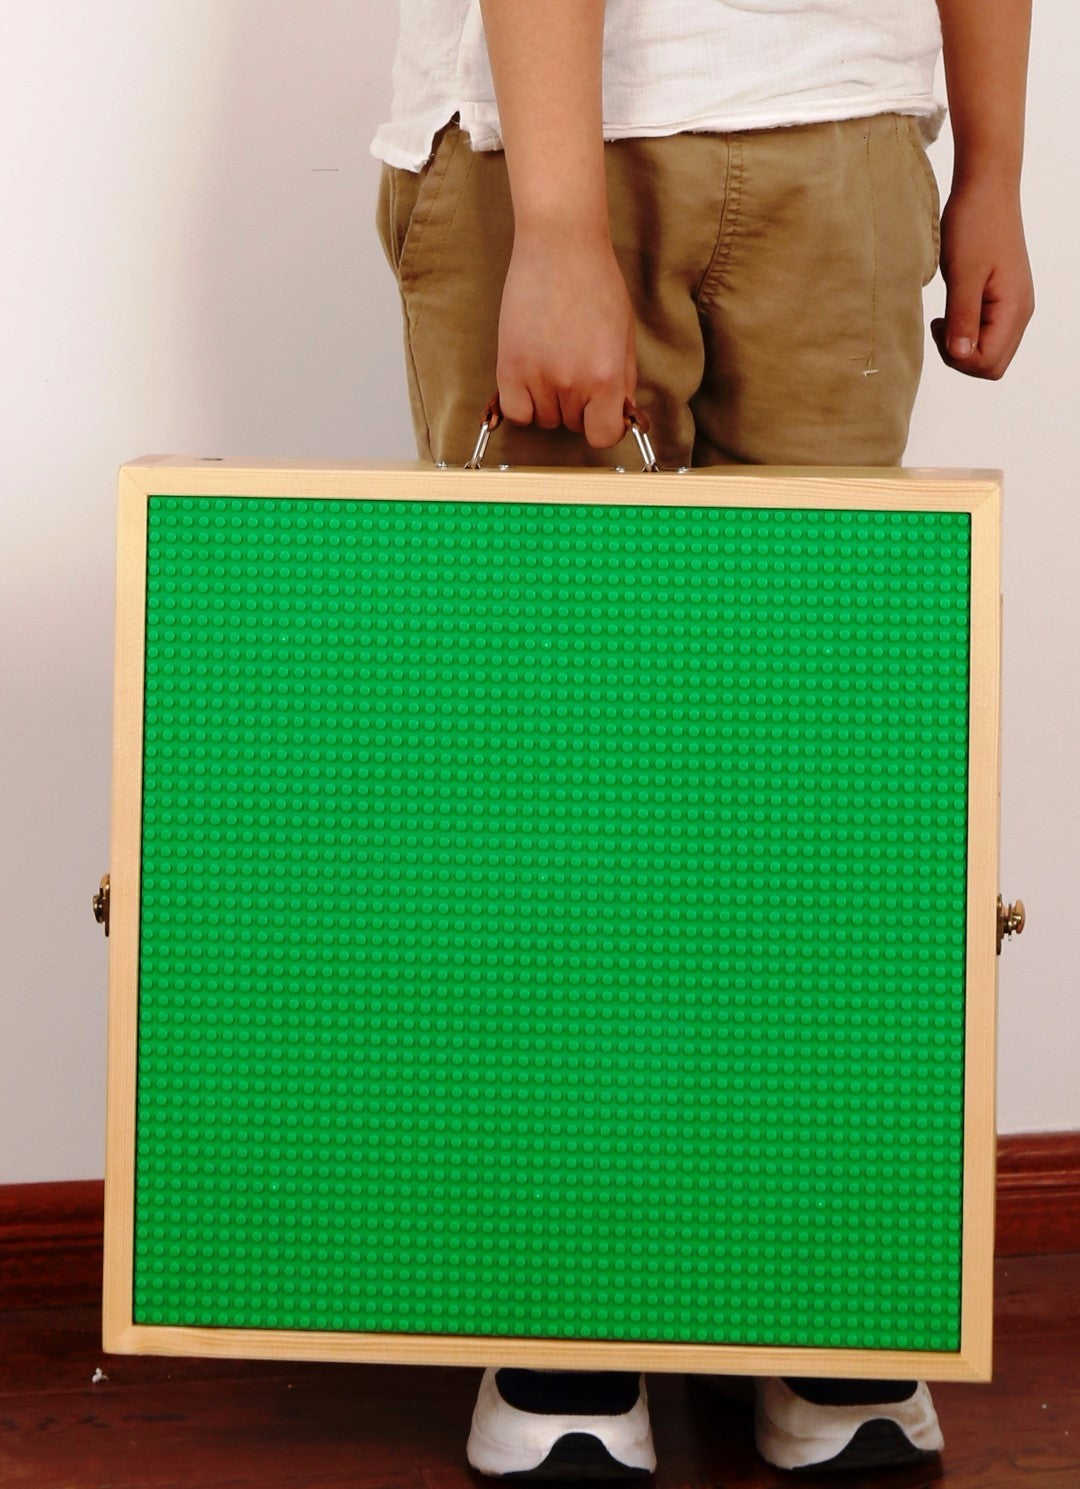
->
[102, 459, 1002, 1381]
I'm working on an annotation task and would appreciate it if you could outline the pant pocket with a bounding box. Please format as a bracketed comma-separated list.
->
[375, 122, 461, 282]
[899, 115, 942, 286]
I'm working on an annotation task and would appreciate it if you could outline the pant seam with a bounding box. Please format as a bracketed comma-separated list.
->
[400, 128, 473, 459]
[399, 284, 433, 461]
[696, 134, 743, 311]
[400, 128, 453, 282]
[406, 147, 475, 313]
[863, 122, 880, 375]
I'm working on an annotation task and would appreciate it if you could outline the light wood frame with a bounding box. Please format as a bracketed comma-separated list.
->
[103, 459, 1002, 1381]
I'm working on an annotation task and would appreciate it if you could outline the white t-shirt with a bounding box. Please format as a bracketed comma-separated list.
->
[372, 0, 943, 171]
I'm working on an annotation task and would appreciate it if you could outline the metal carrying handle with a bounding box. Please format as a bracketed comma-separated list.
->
[465, 395, 660, 473]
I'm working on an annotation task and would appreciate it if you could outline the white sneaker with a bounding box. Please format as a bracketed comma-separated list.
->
[466, 1367, 656, 1480]
[754, 1377, 944, 1472]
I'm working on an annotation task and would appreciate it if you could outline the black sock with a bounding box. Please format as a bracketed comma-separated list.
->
[495, 1370, 641, 1415]
[783, 1377, 918, 1407]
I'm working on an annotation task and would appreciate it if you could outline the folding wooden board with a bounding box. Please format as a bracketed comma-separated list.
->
[102, 459, 1002, 1381]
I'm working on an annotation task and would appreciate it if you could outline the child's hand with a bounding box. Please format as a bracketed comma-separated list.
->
[930, 182, 1035, 380]
[478, 0, 634, 447]
[496, 229, 637, 448]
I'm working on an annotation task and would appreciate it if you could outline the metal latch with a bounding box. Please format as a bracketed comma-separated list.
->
[89, 870, 1026, 954]
[997, 895, 1025, 955]
[93, 874, 110, 937]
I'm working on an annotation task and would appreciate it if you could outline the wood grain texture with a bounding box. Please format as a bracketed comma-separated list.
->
[0, 1182, 103, 1310]
[116, 456, 1003, 511]
[997, 1132, 1080, 1256]
[959, 485, 1002, 1381]
[101, 470, 148, 1353]
[99, 1322, 986, 1383]
[0, 1254, 1076, 1489]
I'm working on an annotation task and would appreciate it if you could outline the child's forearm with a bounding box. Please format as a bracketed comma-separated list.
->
[931, 0, 1034, 378]
[937, 0, 1031, 190]
[479, 0, 610, 243]
[476, 0, 636, 445]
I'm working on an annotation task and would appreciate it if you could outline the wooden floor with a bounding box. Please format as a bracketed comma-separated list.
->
[1, 1255, 1076, 1489]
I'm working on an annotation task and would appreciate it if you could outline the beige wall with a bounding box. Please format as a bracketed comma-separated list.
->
[1, 2, 1074, 1183]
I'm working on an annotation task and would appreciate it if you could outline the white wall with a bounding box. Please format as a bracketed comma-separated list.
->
[1, 2, 1075, 1184]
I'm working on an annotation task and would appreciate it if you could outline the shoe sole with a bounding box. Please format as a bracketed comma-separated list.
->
[754, 1377, 944, 1472]
[502, 1431, 654, 1481]
[792, 1419, 940, 1473]
[467, 1369, 656, 1479]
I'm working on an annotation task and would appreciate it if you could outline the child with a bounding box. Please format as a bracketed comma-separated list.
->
[373, 0, 1033, 1476]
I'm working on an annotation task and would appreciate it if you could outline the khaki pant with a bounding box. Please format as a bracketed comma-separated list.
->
[377, 115, 940, 470]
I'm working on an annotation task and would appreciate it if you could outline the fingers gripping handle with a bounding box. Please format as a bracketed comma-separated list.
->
[465, 396, 660, 472]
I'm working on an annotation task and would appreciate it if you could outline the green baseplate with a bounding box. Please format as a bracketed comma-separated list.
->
[135, 495, 971, 1351]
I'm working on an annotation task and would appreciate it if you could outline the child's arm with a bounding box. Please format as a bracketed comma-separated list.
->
[933, 0, 1035, 378]
[479, 0, 635, 447]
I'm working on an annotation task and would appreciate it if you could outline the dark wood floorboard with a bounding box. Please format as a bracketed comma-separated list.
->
[1, 1255, 1076, 1489]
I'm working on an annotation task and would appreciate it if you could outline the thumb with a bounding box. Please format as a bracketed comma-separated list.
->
[942, 267, 987, 363]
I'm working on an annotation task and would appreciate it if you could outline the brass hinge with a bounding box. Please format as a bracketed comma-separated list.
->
[93, 874, 110, 938]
